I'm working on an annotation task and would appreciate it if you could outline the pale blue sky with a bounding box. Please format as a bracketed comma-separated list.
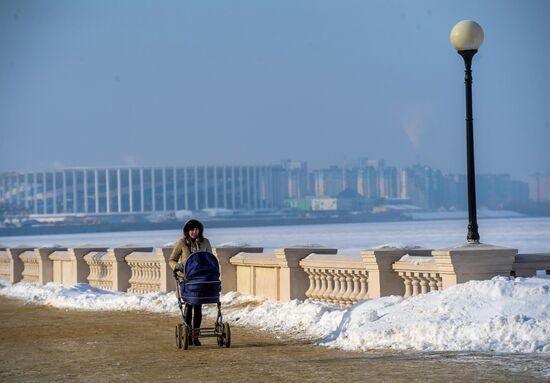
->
[1, 0, 549, 180]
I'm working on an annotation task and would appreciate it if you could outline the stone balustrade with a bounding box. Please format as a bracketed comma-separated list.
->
[49, 247, 109, 286]
[84, 247, 153, 292]
[230, 246, 337, 301]
[18, 247, 65, 284]
[511, 253, 550, 277]
[19, 249, 41, 283]
[0, 242, 548, 304]
[213, 246, 263, 294]
[84, 250, 111, 290]
[392, 255, 442, 297]
[126, 247, 177, 293]
[2, 247, 34, 283]
[300, 254, 368, 306]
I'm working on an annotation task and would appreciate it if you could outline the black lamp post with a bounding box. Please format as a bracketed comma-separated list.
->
[451, 20, 484, 244]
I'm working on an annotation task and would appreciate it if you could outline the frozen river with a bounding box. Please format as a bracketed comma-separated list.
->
[1, 216, 549, 254]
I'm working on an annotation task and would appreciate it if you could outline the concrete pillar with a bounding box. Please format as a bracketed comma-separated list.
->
[129, 168, 133, 213]
[275, 246, 338, 301]
[222, 166, 227, 209]
[204, 166, 209, 208]
[24, 172, 29, 209]
[70, 247, 109, 285]
[361, 247, 408, 298]
[52, 171, 57, 214]
[33, 172, 38, 215]
[162, 167, 167, 212]
[156, 247, 178, 292]
[151, 168, 156, 212]
[140, 168, 144, 212]
[117, 168, 122, 213]
[432, 243, 517, 288]
[94, 169, 99, 214]
[214, 246, 264, 294]
[173, 167, 177, 211]
[35, 247, 66, 284]
[83, 170, 88, 213]
[231, 167, 236, 209]
[109, 247, 153, 292]
[194, 166, 199, 210]
[72, 170, 77, 213]
[62, 171, 67, 213]
[6, 247, 35, 283]
[184, 167, 189, 210]
[214, 166, 218, 209]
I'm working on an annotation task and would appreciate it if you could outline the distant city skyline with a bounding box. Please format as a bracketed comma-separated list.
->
[1, 160, 539, 221]
[1, 1, 549, 181]
[0, 156, 539, 180]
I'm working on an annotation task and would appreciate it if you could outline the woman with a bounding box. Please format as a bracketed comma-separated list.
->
[170, 218, 212, 346]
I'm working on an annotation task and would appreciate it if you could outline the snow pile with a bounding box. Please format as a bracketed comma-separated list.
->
[1, 276, 550, 354]
[0, 281, 178, 313]
[329, 277, 550, 353]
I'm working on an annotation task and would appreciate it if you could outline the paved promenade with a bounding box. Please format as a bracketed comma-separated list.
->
[0, 297, 547, 382]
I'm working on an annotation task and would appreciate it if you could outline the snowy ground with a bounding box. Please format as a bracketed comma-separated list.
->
[2, 275, 549, 355]
[1, 216, 550, 254]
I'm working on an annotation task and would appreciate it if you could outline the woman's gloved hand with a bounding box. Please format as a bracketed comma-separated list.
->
[174, 263, 184, 273]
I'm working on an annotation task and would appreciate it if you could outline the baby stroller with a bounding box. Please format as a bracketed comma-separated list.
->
[174, 251, 231, 350]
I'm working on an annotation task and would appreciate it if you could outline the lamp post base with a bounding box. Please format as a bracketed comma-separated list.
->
[467, 223, 480, 244]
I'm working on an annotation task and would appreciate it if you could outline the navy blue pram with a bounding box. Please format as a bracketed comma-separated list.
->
[180, 251, 221, 304]
[174, 251, 231, 350]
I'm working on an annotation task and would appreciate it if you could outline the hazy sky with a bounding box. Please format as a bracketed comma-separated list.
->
[1, 0, 549, 180]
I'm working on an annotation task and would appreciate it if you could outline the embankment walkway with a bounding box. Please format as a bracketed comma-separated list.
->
[0, 297, 546, 382]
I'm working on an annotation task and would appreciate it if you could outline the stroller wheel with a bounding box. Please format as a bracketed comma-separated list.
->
[223, 322, 231, 348]
[215, 321, 223, 347]
[175, 324, 183, 349]
[182, 326, 190, 350]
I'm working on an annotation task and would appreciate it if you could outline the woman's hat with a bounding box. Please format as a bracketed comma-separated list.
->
[183, 219, 204, 236]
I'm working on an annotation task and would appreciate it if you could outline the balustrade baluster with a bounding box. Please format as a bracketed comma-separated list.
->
[427, 274, 436, 292]
[316, 269, 328, 302]
[356, 271, 368, 301]
[304, 268, 315, 299]
[402, 273, 412, 297]
[411, 275, 420, 296]
[419, 274, 429, 294]
[327, 269, 339, 303]
[341, 271, 354, 306]
[322, 269, 335, 303]
[333, 270, 345, 304]
[349, 271, 361, 304]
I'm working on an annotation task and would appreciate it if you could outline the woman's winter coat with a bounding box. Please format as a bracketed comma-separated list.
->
[169, 237, 213, 273]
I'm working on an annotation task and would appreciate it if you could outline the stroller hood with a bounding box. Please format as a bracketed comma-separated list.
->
[181, 251, 221, 304]
[184, 251, 220, 281]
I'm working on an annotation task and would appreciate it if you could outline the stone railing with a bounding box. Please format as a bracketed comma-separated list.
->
[19, 247, 65, 284]
[49, 247, 109, 286]
[1, 243, 549, 303]
[214, 246, 263, 294]
[84, 247, 153, 292]
[126, 248, 174, 293]
[2, 247, 34, 284]
[229, 246, 337, 301]
[84, 250, 111, 290]
[19, 249, 40, 283]
[392, 255, 442, 297]
[511, 253, 550, 277]
[300, 254, 368, 306]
